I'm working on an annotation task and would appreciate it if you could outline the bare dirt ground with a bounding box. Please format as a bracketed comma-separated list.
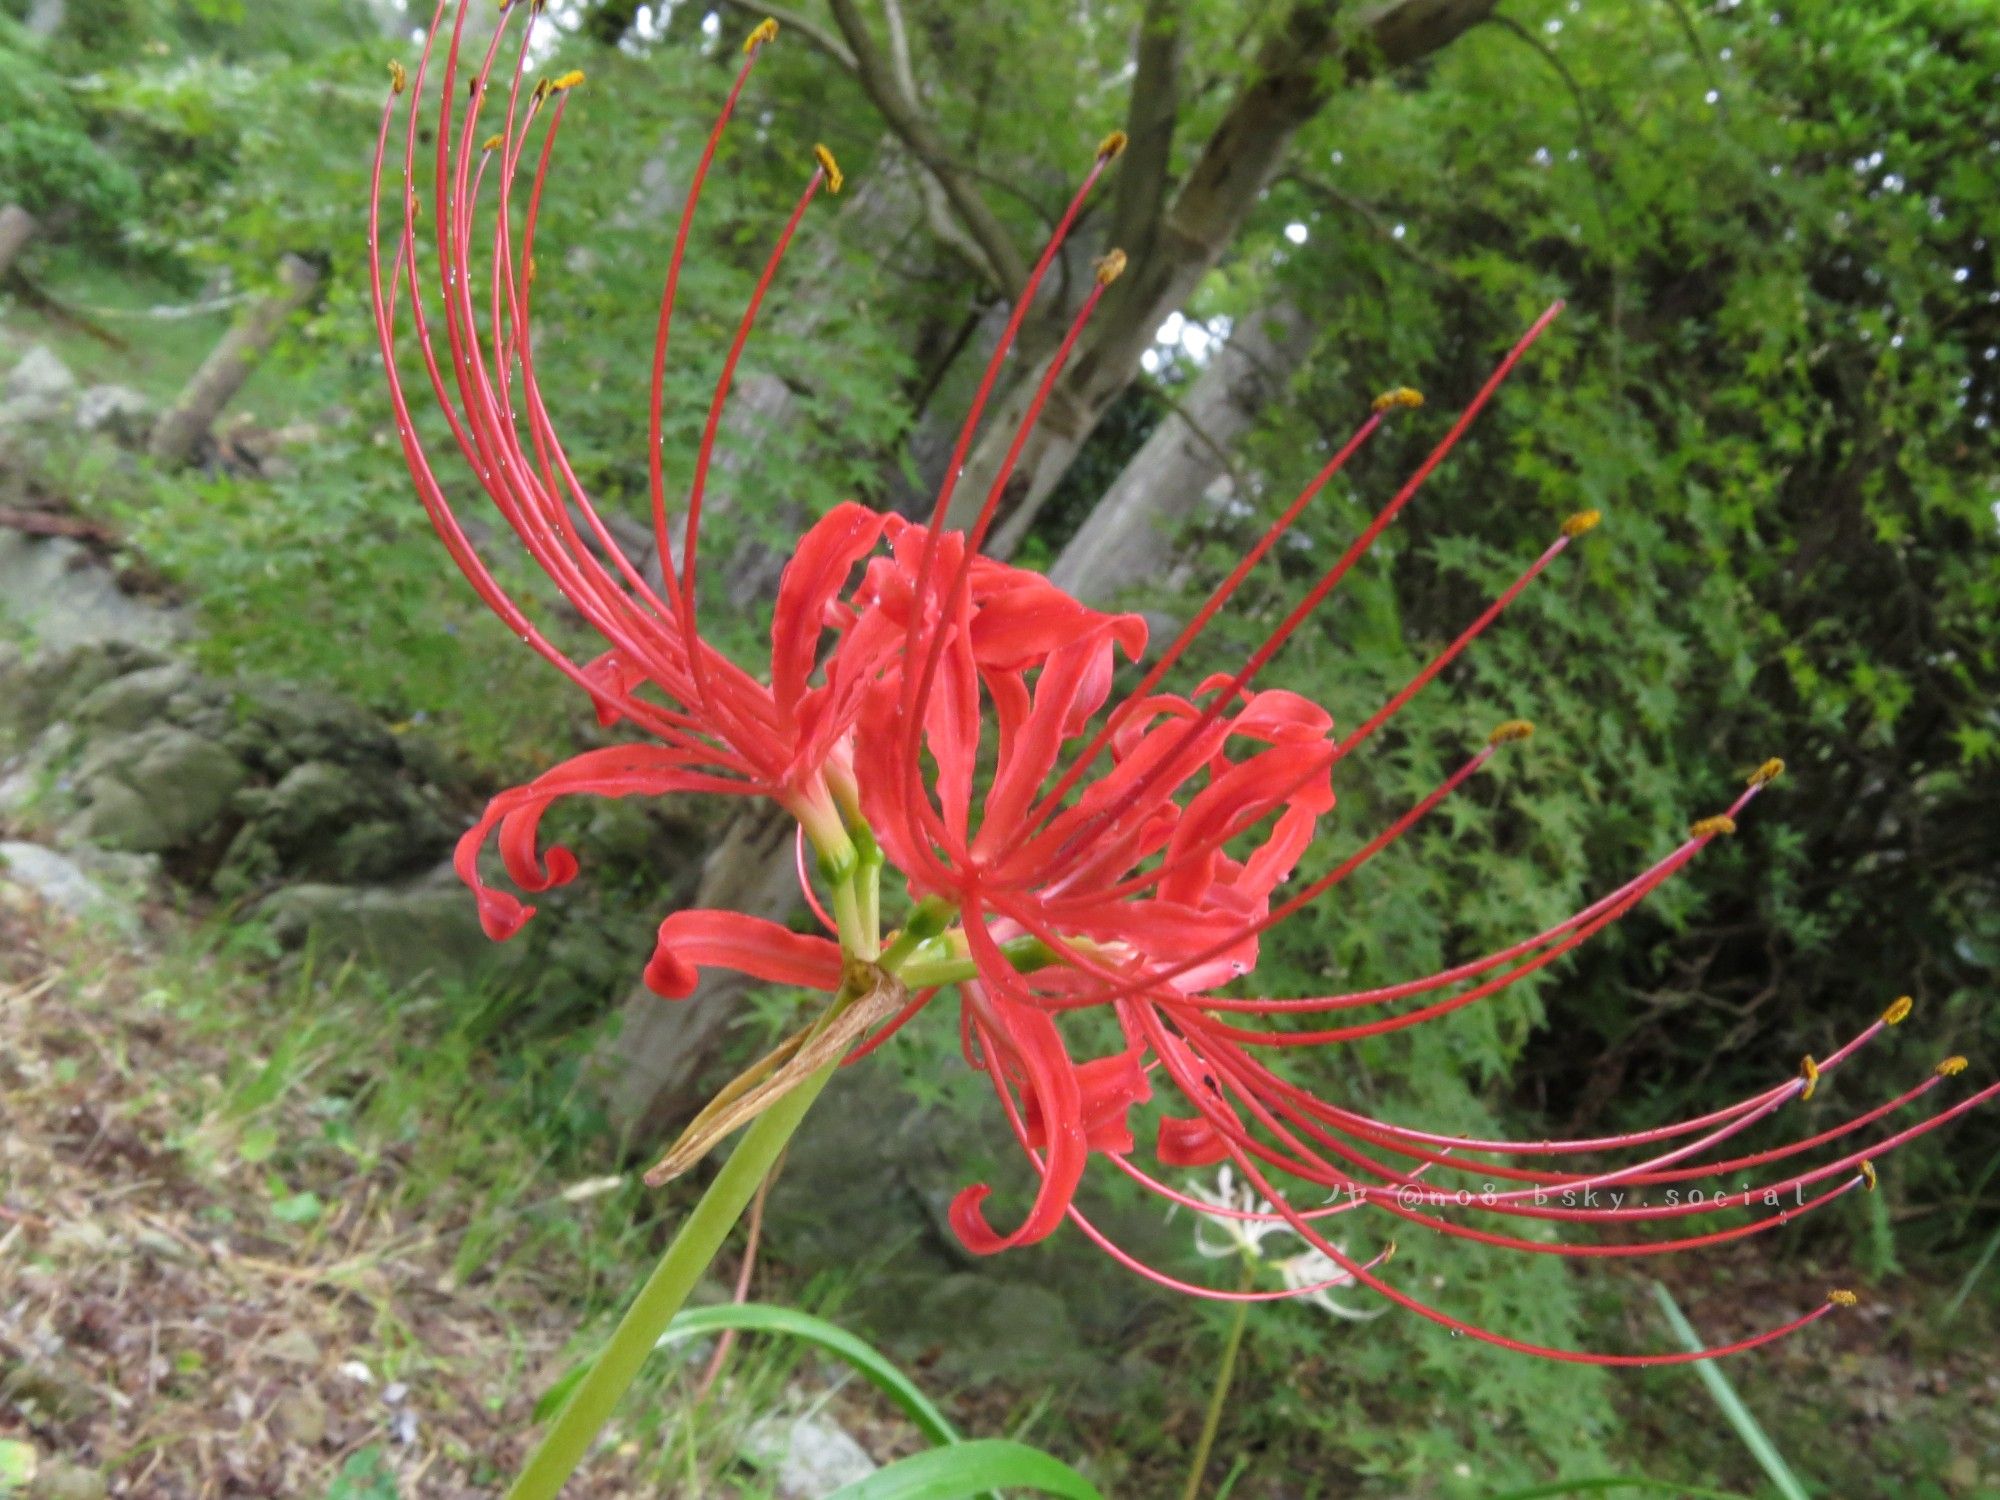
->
[0, 887, 633, 1497]
[0, 887, 931, 1499]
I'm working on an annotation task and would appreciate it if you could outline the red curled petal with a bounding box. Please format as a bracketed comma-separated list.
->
[770, 502, 888, 720]
[1157, 1113, 1230, 1166]
[950, 922, 1091, 1255]
[581, 650, 651, 728]
[643, 909, 844, 1000]
[1024, 1050, 1152, 1156]
[967, 574, 1146, 672]
[453, 747, 755, 943]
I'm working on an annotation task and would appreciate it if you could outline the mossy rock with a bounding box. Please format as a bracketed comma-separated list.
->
[67, 725, 248, 854]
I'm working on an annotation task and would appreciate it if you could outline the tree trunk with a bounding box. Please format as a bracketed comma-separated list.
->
[148, 254, 322, 469]
[592, 799, 805, 1143]
[970, 0, 1495, 558]
[0, 206, 37, 280]
[1049, 303, 1311, 606]
[25, 0, 64, 40]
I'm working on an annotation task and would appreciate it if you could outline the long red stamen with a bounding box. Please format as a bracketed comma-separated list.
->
[893, 144, 1121, 807]
[1026, 304, 1565, 888]
[900, 257, 1128, 872]
[648, 34, 776, 604]
[1003, 412, 1388, 866]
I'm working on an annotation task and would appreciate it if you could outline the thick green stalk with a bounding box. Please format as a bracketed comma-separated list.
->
[504, 1057, 839, 1500]
[1180, 1262, 1254, 1500]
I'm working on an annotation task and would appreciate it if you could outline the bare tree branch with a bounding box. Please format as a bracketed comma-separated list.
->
[879, 0, 921, 107]
[716, 0, 857, 73]
[1106, 0, 1182, 272]
[825, 0, 1031, 294]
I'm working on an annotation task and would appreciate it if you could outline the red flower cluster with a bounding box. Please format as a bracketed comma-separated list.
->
[373, 2, 1993, 1364]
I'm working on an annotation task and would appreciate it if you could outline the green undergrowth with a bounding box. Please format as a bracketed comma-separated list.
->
[45, 900, 1987, 1498]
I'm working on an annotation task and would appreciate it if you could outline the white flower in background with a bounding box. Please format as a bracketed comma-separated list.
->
[1270, 1247, 1383, 1321]
[1180, 1165, 1288, 1259]
[1178, 1167, 1385, 1320]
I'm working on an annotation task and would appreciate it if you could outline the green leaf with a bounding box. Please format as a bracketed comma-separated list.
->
[1485, 1481, 1754, 1500]
[656, 1303, 961, 1449]
[237, 1122, 279, 1164]
[323, 1445, 399, 1500]
[0, 1439, 38, 1493]
[1650, 1283, 1809, 1500]
[269, 1189, 325, 1225]
[824, 1440, 1107, 1500]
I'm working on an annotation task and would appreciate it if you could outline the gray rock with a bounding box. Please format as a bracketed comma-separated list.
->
[0, 345, 77, 423]
[258, 874, 530, 989]
[908, 1274, 1088, 1385]
[73, 384, 153, 443]
[69, 725, 248, 853]
[741, 1412, 878, 1498]
[217, 757, 452, 891]
[0, 534, 185, 650]
[70, 661, 206, 735]
[0, 641, 169, 746]
[0, 841, 124, 923]
[760, 1064, 1175, 1402]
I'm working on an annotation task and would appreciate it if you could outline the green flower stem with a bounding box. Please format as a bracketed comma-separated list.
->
[503, 1056, 840, 1500]
[1180, 1260, 1255, 1500]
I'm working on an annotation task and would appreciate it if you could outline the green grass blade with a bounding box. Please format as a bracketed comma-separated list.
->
[657, 1302, 961, 1449]
[1938, 1221, 2000, 1325]
[1650, 1281, 1810, 1500]
[824, 1439, 1106, 1500]
[1485, 1478, 1756, 1499]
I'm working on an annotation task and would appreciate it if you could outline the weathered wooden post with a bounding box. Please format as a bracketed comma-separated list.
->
[0, 206, 37, 281]
[148, 252, 323, 468]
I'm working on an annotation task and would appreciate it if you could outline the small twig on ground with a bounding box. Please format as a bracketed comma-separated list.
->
[695, 1147, 788, 1399]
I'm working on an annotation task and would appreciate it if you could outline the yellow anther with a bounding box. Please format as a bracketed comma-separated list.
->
[550, 69, 586, 92]
[1937, 1056, 1969, 1077]
[1371, 386, 1424, 413]
[388, 60, 407, 94]
[483, 133, 505, 153]
[525, 256, 538, 286]
[1097, 129, 1128, 160]
[1881, 995, 1913, 1026]
[744, 17, 780, 52]
[1749, 757, 1785, 787]
[1690, 814, 1737, 839]
[1827, 1289, 1859, 1308]
[1798, 1053, 1820, 1101]
[1859, 1159, 1878, 1191]
[1487, 719, 1535, 746]
[1381, 1240, 1398, 1265]
[1561, 508, 1603, 537]
[1093, 249, 1127, 285]
[532, 77, 552, 104]
[813, 143, 844, 193]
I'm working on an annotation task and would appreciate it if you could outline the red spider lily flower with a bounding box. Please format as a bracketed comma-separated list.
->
[371, 3, 897, 942]
[372, 3, 1996, 1366]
